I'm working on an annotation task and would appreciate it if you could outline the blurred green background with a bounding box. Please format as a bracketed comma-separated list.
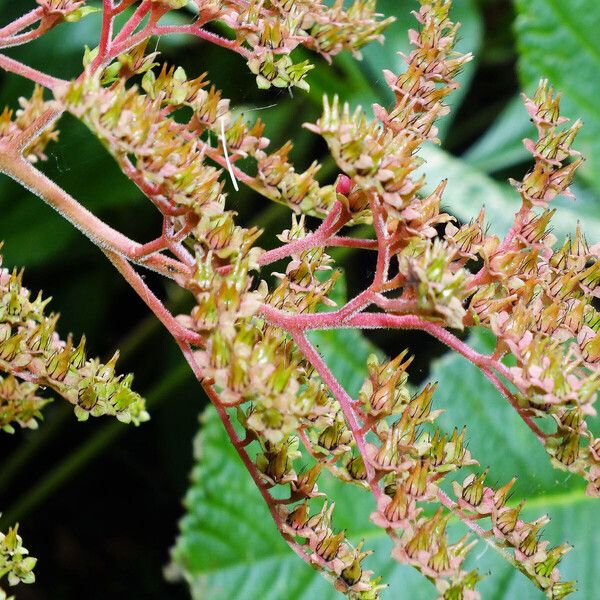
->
[0, 0, 599, 598]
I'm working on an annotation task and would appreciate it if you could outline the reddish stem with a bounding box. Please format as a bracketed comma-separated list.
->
[328, 235, 378, 250]
[111, 0, 151, 46]
[90, 1, 115, 70]
[258, 202, 348, 267]
[370, 195, 391, 288]
[0, 146, 189, 281]
[0, 54, 66, 89]
[114, 0, 138, 14]
[106, 251, 202, 346]
[152, 23, 252, 59]
[0, 18, 58, 50]
[0, 8, 43, 38]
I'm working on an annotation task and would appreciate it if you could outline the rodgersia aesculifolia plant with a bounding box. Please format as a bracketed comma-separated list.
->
[0, 0, 598, 598]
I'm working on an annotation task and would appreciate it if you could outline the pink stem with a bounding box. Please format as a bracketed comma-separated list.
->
[90, 0, 115, 70]
[0, 8, 43, 38]
[120, 158, 190, 216]
[437, 489, 521, 569]
[0, 54, 66, 89]
[0, 147, 189, 281]
[111, 0, 151, 45]
[114, 0, 138, 14]
[0, 18, 58, 49]
[176, 343, 316, 568]
[373, 294, 419, 313]
[106, 251, 202, 346]
[370, 196, 391, 288]
[130, 236, 170, 259]
[202, 144, 255, 186]
[152, 23, 252, 58]
[258, 202, 347, 267]
[328, 236, 378, 250]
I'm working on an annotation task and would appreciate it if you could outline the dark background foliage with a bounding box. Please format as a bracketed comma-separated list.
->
[0, 1, 597, 598]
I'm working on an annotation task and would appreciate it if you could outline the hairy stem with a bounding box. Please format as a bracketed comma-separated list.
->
[177, 343, 317, 570]
[105, 251, 201, 346]
[0, 8, 43, 38]
[0, 147, 190, 281]
[0, 53, 66, 89]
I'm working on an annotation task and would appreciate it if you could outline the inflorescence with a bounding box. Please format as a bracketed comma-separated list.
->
[0, 1, 597, 598]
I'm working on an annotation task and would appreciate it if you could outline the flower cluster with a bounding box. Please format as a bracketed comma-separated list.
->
[358, 356, 483, 598]
[0, 523, 36, 599]
[207, 0, 393, 91]
[307, 0, 471, 223]
[359, 353, 573, 599]
[306, 0, 475, 328]
[180, 253, 386, 597]
[0, 86, 58, 162]
[452, 473, 576, 599]
[0, 0, 597, 598]
[0, 374, 49, 434]
[464, 83, 600, 494]
[62, 52, 337, 233]
[36, 0, 98, 23]
[0, 253, 148, 425]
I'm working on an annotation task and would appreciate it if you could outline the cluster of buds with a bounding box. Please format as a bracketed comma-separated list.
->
[511, 80, 583, 208]
[254, 142, 336, 217]
[0, 523, 36, 598]
[63, 51, 336, 229]
[61, 72, 225, 218]
[308, 0, 470, 225]
[0, 0, 597, 598]
[0, 374, 49, 434]
[305, 0, 481, 334]
[0, 254, 148, 425]
[452, 473, 575, 598]
[35, 0, 98, 23]
[461, 82, 600, 493]
[279, 501, 385, 598]
[182, 252, 385, 597]
[357, 353, 485, 598]
[0, 86, 59, 162]
[398, 238, 468, 329]
[351, 349, 576, 599]
[212, 0, 393, 91]
[269, 216, 339, 314]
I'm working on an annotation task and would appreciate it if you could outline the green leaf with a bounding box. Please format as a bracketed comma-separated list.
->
[172, 325, 600, 599]
[514, 0, 600, 194]
[461, 94, 532, 173]
[420, 144, 600, 240]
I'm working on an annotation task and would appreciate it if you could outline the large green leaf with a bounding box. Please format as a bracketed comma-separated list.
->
[172, 327, 600, 599]
[462, 94, 532, 174]
[420, 144, 600, 240]
[514, 0, 600, 194]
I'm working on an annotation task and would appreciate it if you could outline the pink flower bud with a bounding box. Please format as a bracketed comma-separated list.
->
[336, 175, 352, 196]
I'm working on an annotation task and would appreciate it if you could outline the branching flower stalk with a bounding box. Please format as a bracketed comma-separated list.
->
[0, 1, 597, 598]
